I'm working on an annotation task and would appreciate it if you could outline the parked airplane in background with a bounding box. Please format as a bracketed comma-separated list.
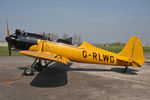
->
[5, 24, 145, 75]
[5, 22, 72, 56]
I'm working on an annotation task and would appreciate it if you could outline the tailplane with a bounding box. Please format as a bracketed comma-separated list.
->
[119, 36, 145, 67]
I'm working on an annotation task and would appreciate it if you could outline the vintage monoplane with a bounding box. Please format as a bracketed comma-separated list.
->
[5, 24, 145, 75]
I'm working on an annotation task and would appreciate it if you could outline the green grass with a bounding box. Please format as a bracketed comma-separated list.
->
[98, 46, 124, 53]
[0, 47, 21, 56]
[143, 46, 150, 53]
[0, 46, 150, 56]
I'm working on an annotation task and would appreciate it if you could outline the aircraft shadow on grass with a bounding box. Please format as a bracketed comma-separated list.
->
[18, 62, 138, 88]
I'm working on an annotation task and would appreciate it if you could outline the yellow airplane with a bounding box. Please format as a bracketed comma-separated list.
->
[19, 35, 145, 75]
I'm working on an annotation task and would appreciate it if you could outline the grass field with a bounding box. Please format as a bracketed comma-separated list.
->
[0, 46, 150, 56]
[98, 46, 124, 53]
[0, 47, 21, 56]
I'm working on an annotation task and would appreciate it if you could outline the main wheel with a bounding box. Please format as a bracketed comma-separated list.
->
[24, 67, 34, 76]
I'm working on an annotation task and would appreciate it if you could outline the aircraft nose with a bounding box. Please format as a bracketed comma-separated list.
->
[5, 36, 11, 42]
[5, 35, 16, 42]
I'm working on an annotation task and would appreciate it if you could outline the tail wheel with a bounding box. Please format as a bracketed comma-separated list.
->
[122, 66, 128, 73]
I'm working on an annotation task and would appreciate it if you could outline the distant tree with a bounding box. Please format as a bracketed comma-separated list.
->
[73, 34, 82, 45]
[73, 34, 78, 45]
[47, 32, 59, 41]
[110, 42, 121, 46]
[62, 33, 69, 39]
[39, 32, 45, 35]
[78, 35, 82, 45]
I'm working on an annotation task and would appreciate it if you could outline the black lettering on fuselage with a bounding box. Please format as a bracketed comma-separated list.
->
[83, 51, 87, 58]
[103, 54, 109, 62]
[83, 50, 114, 64]
[98, 53, 103, 61]
[93, 52, 97, 60]
[110, 56, 114, 63]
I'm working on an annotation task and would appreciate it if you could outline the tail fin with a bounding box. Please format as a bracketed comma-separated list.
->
[119, 36, 145, 67]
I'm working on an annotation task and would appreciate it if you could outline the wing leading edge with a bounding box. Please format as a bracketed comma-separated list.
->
[19, 51, 70, 64]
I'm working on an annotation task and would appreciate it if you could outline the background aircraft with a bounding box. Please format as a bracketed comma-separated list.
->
[5, 23, 73, 56]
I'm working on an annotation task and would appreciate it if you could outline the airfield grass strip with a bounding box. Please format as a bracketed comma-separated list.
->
[0, 46, 150, 56]
[0, 47, 21, 56]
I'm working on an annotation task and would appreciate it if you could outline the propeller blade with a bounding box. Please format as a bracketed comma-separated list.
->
[7, 21, 10, 37]
[6, 21, 11, 56]
[8, 42, 11, 56]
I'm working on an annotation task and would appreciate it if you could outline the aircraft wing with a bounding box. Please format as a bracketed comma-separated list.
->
[19, 51, 70, 64]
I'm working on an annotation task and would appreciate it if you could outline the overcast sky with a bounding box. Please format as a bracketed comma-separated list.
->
[0, 0, 150, 43]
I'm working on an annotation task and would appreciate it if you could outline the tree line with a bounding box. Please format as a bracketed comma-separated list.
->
[42, 32, 82, 45]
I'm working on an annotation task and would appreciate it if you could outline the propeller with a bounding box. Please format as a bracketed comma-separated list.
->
[6, 21, 12, 56]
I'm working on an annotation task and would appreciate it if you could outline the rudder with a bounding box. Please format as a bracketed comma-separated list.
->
[119, 36, 145, 67]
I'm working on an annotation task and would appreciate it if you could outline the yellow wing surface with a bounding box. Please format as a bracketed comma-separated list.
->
[20, 51, 70, 64]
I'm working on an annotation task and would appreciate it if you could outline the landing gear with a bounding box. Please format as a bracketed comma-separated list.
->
[24, 67, 34, 76]
[34, 62, 43, 72]
[122, 66, 128, 73]
[24, 58, 53, 76]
